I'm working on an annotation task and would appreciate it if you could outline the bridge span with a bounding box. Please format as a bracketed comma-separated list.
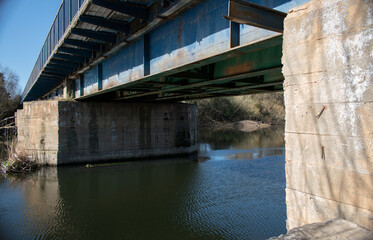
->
[22, 0, 301, 102]
[17, 0, 372, 233]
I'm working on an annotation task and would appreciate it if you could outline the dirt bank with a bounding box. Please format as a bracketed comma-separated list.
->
[200, 120, 276, 132]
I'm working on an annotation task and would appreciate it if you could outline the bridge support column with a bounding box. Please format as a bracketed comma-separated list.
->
[16, 101, 198, 165]
[283, 0, 372, 231]
[62, 79, 75, 99]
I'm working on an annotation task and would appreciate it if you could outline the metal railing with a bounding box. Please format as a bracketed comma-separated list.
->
[22, 0, 86, 101]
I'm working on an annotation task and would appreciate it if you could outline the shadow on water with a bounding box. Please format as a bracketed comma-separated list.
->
[0, 128, 286, 240]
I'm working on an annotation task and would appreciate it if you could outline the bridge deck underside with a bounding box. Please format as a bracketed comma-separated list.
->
[23, 0, 309, 102]
[81, 35, 284, 102]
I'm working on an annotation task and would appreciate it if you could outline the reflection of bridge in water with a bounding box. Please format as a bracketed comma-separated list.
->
[16, 0, 372, 233]
[0, 152, 286, 239]
[201, 147, 285, 161]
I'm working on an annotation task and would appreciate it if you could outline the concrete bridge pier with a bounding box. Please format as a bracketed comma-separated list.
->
[283, 0, 372, 231]
[16, 101, 198, 165]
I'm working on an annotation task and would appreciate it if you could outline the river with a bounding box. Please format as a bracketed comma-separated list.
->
[0, 127, 286, 240]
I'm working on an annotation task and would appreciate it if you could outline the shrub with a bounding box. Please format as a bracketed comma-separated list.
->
[190, 92, 285, 126]
[1, 139, 38, 174]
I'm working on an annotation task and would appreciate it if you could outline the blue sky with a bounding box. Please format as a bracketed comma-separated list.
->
[0, 0, 62, 90]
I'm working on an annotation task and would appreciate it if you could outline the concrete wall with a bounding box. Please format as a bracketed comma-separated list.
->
[283, 0, 372, 231]
[16, 101, 198, 165]
[16, 101, 60, 165]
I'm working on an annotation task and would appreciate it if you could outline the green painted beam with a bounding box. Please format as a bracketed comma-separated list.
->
[116, 67, 282, 100]
[155, 81, 283, 101]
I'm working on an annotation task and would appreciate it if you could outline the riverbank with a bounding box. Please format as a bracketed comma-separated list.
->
[0, 119, 39, 174]
[192, 93, 285, 127]
[200, 120, 282, 132]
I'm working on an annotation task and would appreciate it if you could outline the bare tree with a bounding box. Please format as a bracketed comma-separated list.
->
[0, 66, 21, 120]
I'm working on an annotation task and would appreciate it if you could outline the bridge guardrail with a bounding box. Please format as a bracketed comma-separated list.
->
[22, 0, 86, 101]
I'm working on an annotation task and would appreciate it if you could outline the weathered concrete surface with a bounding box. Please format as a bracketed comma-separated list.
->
[283, 0, 373, 231]
[270, 218, 373, 240]
[16, 101, 198, 165]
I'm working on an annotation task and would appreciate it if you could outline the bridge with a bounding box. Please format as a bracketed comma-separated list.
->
[17, 0, 372, 233]
[21, 0, 297, 102]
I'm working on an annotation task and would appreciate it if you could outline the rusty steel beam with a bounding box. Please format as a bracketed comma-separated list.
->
[223, 0, 287, 33]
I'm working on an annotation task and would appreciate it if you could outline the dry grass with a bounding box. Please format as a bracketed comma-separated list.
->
[189, 92, 285, 126]
[1, 113, 38, 174]
[1, 139, 38, 174]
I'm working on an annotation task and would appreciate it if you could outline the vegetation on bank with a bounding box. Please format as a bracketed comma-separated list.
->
[0, 66, 37, 174]
[0, 66, 21, 121]
[189, 92, 285, 127]
[1, 140, 38, 174]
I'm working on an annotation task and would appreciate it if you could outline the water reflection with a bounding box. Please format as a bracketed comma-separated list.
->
[200, 127, 285, 161]
[200, 127, 284, 150]
[0, 127, 286, 240]
[0, 168, 60, 239]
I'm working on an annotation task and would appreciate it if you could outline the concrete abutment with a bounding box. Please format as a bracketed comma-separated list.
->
[16, 101, 198, 165]
[283, 0, 372, 231]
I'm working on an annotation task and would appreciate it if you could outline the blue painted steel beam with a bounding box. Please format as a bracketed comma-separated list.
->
[42, 70, 68, 77]
[39, 76, 60, 81]
[59, 47, 93, 58]
[224, 0, 287, 33]
[48, 63, 75, 71]
[79, 15, 130, 34]
[64, 39, 101, 52]
[91, 0, 149, 21]
[72, 79, 76, 98]
[98, 63, 103, 90]
[54, 53, 85, 63]
[71, 28, 117, 44]
[36, 78, 56, 83]
[230, 21, 240, 48]
[36, 81, 59, 87]
[144, 34, 150, 76]
[80, 75, 84, 96]
[39, 74, 63, 80]
[44, 67, 71, 74]
[49, 59, 81, 68]
[38, 77, 61, 82]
